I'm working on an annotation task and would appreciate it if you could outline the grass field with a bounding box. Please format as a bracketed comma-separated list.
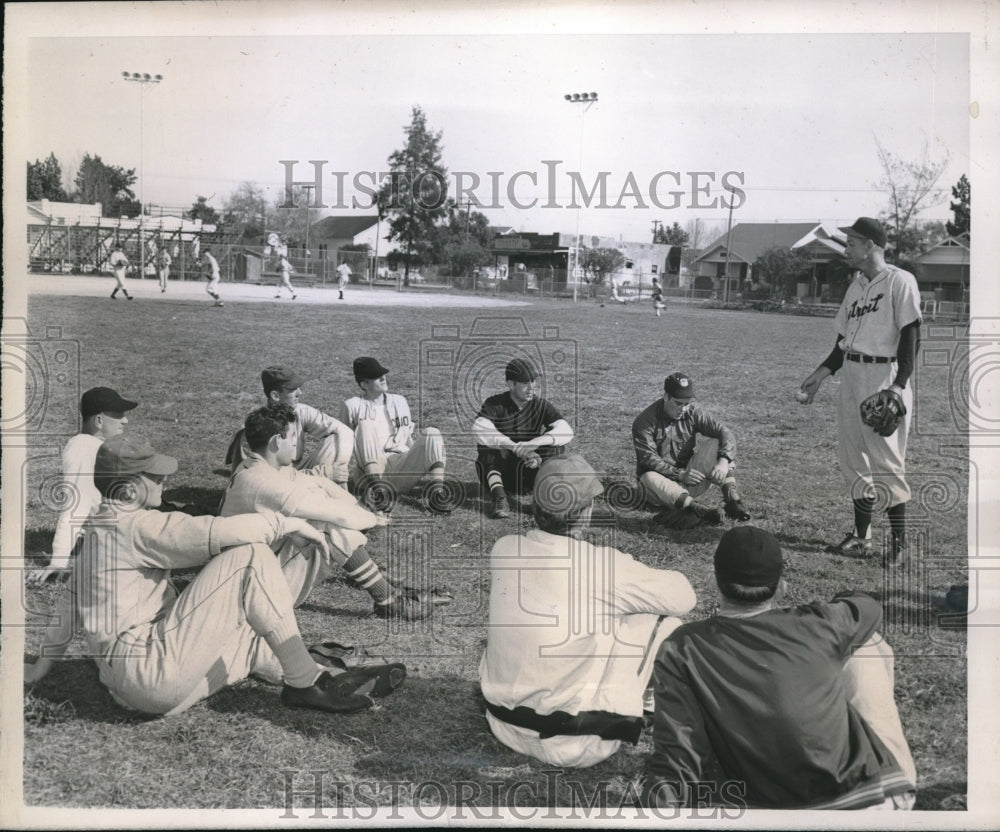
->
[19, 291, 968, 812]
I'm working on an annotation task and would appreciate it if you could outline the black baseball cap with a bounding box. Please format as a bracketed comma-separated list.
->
[80, 387, 137, 419]
[505, 358, 538, 383]
[663, 372, 695, 400]
[714, 526, 783, 587]
[839, 217, 887, 249]
[353, 357, 389, 380]
[261, 366, 304, 394]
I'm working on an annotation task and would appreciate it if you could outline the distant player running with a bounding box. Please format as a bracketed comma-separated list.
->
[275, 255, 297, 300]
[109, 243, 133, 300]
[200, 247, 224, 307]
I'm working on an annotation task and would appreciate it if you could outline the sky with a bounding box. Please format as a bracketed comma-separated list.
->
[23, 28, 971, 245]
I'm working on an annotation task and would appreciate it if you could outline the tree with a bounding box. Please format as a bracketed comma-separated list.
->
[579, 246, 625, 285]
[752, 247, 811, 298]
[377, 106, 449, 286]
[268, 185, 315, 250]
[430, 199, 494, 277]
[222, 181, 267, 242]
[186, 195, 220, 226]
[27, 152, 69, 202]
[874, 136, 949, 261]
[73, 153, 139, 217]
[946, 174, 970, 238]
[680, 219, 723, 273]
[653, 221, 689, 246]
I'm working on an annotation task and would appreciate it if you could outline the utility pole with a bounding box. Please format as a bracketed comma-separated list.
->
[121, 71, 163, 282]
[564, 92, 599, 302]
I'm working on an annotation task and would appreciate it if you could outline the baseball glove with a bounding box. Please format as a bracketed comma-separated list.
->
[860, 389, 907, 437]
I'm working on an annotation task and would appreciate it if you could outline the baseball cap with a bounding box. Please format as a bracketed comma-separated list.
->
[95, 434, 178, 478]
[80, 387, 138, 419]
[663, 372, 695, 400]
[533, 454, 605, 515]
[505, 358, 538, 383]
[839, 217, 887, 249]
[261, 366, 304, 393]
[714, 526, 783, 587]
[353, 356, 389, 380]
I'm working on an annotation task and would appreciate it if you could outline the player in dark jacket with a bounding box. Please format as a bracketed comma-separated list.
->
[632, 372, 750, 528]
[642, 526, 916, 811]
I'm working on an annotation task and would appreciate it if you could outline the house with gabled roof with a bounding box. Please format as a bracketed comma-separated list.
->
[915, 234, 969, 303]
[692, 222, 846, 296]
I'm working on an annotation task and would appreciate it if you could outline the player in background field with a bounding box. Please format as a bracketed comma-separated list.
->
[275, 254, 297, 300]
[109, 242, 133, 300]
[200, 246, 224, 307]
[799, 217, 921, 563]
[156, 246, 172, 293]
[336, 261, 351, 300]
[651, 278, 665, 317]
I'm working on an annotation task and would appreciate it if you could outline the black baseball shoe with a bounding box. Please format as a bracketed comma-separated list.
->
[281, 670, 380, 714]
[828, 532, 874, 557]
[687, 501, 723, 526]
[491, 491, 511, 519]
[422, 480, 455, 515]
[723, 496, 751, 522]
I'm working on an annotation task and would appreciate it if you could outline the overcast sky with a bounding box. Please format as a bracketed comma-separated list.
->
[20, 17, 973, 244]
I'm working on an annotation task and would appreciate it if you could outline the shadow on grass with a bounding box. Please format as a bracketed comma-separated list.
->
[914, 780, 967, 810]
[297, 600, 377, 619]
[25, 660, 155, 726]
[162, 485, 225, 516]
[24, 529, 54, 559]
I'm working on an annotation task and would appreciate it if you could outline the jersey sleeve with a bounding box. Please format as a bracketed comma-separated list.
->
[608, 550, 697, 616]
[690, 408, 737, 461]
[632, 405, 676, 478]
[539, 398, 565, 425]
[476, 395, 503, 422]
[298, 402, 350, 439]
[812, 591, 883, 660]
[892, 269, 923, 330]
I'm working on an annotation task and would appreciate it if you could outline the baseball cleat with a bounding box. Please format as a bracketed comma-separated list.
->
[829, 532, 873, 557]
[491, 492, 511, 519]
[214, 300, 224, 307]
[373, 589, 440, 621]
[422, 481, 456, 515]
[280, 670, 377, 714]
[688, 501, 723, 526]
[724, 498, 752, 522]
[306, 649, 407, 697]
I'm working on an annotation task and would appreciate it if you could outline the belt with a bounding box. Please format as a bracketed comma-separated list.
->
[485, 701, 642, 745]
[845, 352, 892, 364]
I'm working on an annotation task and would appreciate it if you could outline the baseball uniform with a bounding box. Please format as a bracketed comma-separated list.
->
[202, 252, 223, 305]
[38, 504, 326, 715]
[336, 262, 351, 299]
[473, 393, 571, 494]
[632, 400, 739, 507]
[832, 266, 921, 507]
[108, 250, 131, 299]
[644, 592, 916, 809]
[220, 450, 374, 572]
[47, 433, 104, 570]
[651, 283, 665, 316]
[156, 249, 172, 293]
[276, 256, 296, 299]
[340, 393, 446, 495]
[480, 529, 696, 767]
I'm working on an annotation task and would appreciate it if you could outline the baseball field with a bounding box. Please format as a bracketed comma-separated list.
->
[18, 281, 969, 813]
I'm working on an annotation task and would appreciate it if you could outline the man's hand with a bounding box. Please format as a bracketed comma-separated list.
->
[512, 442, 536, 460]
[679, 469, 705, 486]
[283, 517, 330, 558]
[708, 458, 730, 485]
[799, 367, 831, 404]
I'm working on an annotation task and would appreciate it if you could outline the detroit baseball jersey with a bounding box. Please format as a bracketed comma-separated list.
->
[480, 529, 695, 767]
[49, 433, 105, 568]
[39, 505, 317, 715]
[833, 267, 921, 505]
[340, 392, 445, 492]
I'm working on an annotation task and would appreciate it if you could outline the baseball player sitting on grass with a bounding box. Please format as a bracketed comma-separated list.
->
[28, 387, 138, 585]
[340, 356, 451, 515]
[23, 434, 406, 716]
[221, 403, 452, 620]
[799, 217, 921, 563]
[226, 366, 354, 487]
[642, 526, 916, 810]
[473, 358, 574, 519]
[632, 372, 751, 529]
[480, 455, 696, 767]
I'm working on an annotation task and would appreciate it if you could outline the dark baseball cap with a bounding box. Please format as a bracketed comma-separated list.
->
[533, 454, 605, 515]
[353, 357, 389, 380]
[714, 526, 783, 587]
[505, 358, 538, 383]
[95, 434, 178, 478]
[261, 366, 304, 393]
[839, 217, 887, 248]
[663, 372, 695, 400]
[80, 387, 138, 419]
